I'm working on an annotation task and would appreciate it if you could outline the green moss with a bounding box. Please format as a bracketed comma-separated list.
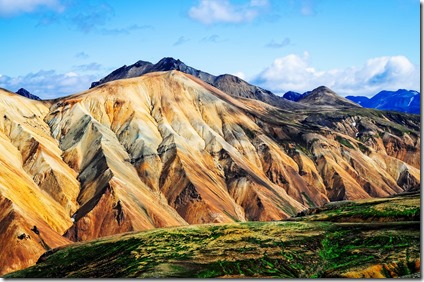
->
[301, 192, 316, 207]
[357, 143, 371, 154]
[335, 135, 355, 149]
[195, 255, 300, 278]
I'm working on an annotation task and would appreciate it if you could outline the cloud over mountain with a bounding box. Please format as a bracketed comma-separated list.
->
[254, 53, 419, 97]
[0, 70, 98, 99]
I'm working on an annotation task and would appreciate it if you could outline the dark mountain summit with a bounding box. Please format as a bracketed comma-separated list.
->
[15, 88, 41, 100]
[90, 57, 215, 88]
[346, 89, 420, 114]
[282, 91, 303, 102]
[90, 57, 308, 111]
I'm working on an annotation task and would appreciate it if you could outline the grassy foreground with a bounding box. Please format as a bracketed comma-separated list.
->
[4, 192, 420, 278]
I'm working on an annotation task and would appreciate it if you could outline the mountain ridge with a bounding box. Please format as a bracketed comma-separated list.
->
[346, 89, 420, 114]
[90, 57, 311, 111]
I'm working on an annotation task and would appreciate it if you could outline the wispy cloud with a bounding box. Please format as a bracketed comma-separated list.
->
[254, 53, 420, 97]
[75, 52, 90, 60]
[0, 0, 64, 17]
[173, 36, 190, 46]
[200, 34, 225, 43]
[0, 70, 100, 99]
[32, 1, 151, 36]
[73, 63, 102, 72]
[189, 0, 269, 25]
[70, 2, 114, 33]
[265, 38, 291, 48]
[99, 24, 153, 35]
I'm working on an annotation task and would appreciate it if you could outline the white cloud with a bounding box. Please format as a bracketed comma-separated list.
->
[0, 0, 63, 16]
[254, 53, 419, 97]
[232, 71, 246, 80]
[0, 70, 99, 99]
[189, 0, 268, 24]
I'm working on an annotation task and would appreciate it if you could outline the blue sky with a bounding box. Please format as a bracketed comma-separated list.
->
[0, 0, 420, 99]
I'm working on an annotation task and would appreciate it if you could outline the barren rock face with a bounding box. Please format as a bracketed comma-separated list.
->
[0, 72, 420, 275]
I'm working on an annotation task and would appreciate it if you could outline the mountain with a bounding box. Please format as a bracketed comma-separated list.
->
[0, 70, 420, 275]
[91, 57, 308, 111]
[345, 96, 369, 106]
[282, 91, 303, 102]
[346, 89, 420, 114]
[15, 88, 41, 100]
[297, 86, 361, 109]
[5, 192, 420, 278]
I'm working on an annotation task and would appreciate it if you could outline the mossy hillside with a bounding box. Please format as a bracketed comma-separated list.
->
[294, 192, 420, 222]
[4, 193, 420, 278]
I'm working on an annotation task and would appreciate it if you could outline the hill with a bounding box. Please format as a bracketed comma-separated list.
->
[4, 192, 420, 278]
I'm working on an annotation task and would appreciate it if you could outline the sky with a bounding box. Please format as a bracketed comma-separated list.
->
[0, 0, 420, 99]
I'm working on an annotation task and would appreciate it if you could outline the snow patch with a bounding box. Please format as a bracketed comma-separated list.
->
[407, 97, 414, 107]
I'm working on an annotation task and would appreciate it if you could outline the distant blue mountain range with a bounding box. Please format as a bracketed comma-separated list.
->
[346, 89, 420, 114]
[283, 89, 420, 114]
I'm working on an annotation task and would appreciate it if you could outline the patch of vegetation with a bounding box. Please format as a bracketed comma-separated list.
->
[196, 254, 301, 278]
[296, 194, 420, 223]
[301, 192, 316, 207]
[357, 142, 371, 154]
[295, 144, 312, 158]
[335, 135, 355, 149]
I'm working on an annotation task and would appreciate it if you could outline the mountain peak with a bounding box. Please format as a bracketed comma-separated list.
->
[156, 57, 186, 70]
[310, 86, 337, 95]
[133, 60, 153, 67]
[298, 86, 360, 108]
[15, 88, 41, 100]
